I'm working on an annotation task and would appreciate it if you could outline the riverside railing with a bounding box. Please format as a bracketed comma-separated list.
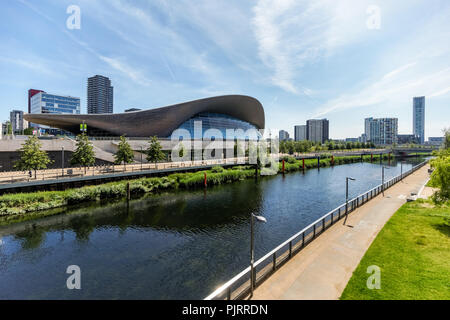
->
[204, 159, 429, 300]
[0, 157, 251, 185]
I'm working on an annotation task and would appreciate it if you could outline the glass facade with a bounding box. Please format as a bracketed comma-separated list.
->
[366, 117, 398, 145]
[31, 92, 80, 115]
[30, 92, 80, 134]
[413, 97, 425, 144]
[174, 112, 260, 139]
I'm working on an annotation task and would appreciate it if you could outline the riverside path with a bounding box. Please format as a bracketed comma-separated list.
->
[251, 164, 431, 300]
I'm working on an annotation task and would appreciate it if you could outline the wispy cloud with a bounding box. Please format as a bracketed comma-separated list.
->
[382, 62, 417, 80]
[314, 67, 450, 117]
[251, 0, 370, 95]
[17, 0, 152, 87]
[98, 56, 151, 87]
[429, 86, 450, 98]
[0, 56, 59, 77]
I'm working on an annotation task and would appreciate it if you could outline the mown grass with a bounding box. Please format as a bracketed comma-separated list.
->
[0, 154, 393, 223]
[340, 199, 450, 300]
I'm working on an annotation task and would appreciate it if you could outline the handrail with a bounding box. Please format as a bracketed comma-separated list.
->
[204, 159, 428, 300]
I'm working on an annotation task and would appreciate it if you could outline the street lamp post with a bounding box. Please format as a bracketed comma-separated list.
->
[344, 177, 355, 225]
[400, 161, 406, 181]
[140, 146, 143, 171]
[382, 166, 390, 196]
[250, 213, 267, 298]
[62, 146, 64, 177]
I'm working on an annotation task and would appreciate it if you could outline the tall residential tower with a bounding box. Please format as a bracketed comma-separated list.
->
[306, 119, 329, 143]
[87, 75, 114, 114]
[413, 96, 425, 144]
[364, 117, 398, 145]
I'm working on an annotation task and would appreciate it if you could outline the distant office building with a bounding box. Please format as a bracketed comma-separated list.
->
[364, 118, 373, 142]
[360, 133, 368, 143]
[428, 137, 444, 146]
[2, 121, 11, 136]
[30, 91, 80, 134]
[10, 110, 27, 134]
[294, 125, 307, 141]
[306, 119, 329, 143]
[28, 89, 44, 114]
[30, 92, 80, 115]
[279, 130, 290, 141]
[413, 96, 425, 144]
[345, 138, 359, 143]
[87, 75, 114, 114]
[397, 134, 418, 145]
[124, 108, 142, 112]
[365, 118, 398, 145]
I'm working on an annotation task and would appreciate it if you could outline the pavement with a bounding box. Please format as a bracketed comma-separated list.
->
[251, 164, 431, 300]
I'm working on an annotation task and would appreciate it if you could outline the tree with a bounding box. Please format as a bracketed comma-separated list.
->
[178, 144, 185, 158]
[114, 135, 134, 170]
[146, 136, 165, 164]
[14, 135, 52, 179]
[234, 140, 244, 157]
[23, 127, 34, 135]
[70, 134, 95, 173]
[444, 128, 450, 149]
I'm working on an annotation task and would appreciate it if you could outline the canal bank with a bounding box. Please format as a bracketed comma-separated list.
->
[250, 164, 431, 300]
[0, 153, 395, 223]
[0, 158, 427, 299]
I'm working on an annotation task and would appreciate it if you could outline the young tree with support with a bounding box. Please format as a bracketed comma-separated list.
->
[114, 135, 135, 170]
[70, 133, 95, 174]
[14, 135, 52, 179]
[146, 136, 166, 166]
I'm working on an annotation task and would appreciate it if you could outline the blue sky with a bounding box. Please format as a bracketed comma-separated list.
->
[0, 0, 449, 139]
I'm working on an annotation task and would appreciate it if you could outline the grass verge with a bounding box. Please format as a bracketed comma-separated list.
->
[340, 198, 450, 300]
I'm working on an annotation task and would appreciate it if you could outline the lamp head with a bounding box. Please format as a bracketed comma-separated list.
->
[252, 213, 267, 223]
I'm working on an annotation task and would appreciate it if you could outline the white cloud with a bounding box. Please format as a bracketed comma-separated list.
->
[251, 0, 370, 95]
[99, 56, 151, 87]
[313, 67, 450, 117]
[382, 62, 417, 80]
[429, 86, 450, 98]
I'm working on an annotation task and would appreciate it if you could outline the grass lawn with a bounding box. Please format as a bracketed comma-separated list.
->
[340, 198, 450, 300]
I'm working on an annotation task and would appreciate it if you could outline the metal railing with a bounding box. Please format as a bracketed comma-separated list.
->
[0, 157, 251, 185]
[204, 160, 429, 300]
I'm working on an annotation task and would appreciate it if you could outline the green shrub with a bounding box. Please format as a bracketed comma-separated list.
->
[211, 166, 225, 173]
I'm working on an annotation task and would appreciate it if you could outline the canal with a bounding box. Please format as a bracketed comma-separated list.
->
[0, 157, 426, 299]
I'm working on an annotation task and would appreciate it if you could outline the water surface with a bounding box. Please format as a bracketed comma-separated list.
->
[0, 158, 425, 299]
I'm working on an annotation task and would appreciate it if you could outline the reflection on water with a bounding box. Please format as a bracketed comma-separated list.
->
[0, 158, 425, 299]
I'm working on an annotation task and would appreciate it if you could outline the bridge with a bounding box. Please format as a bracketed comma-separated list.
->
[391, 146, 437, 156]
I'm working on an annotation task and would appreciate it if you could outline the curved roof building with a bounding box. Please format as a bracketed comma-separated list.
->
[24, 95, 265, 138]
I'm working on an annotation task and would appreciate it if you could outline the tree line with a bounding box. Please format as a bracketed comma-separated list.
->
[279, 140, 377, 154]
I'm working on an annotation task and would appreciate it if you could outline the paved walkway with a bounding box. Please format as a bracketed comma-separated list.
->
[252, 164, 431, 300]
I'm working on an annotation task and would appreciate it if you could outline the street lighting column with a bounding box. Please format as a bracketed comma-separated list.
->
[250, 213, 267, 298]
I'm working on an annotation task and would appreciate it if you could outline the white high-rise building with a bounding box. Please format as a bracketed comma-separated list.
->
[10, 110, 27, 134]
[413, 96, 425, 144]
[365, 118, 398, 145]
